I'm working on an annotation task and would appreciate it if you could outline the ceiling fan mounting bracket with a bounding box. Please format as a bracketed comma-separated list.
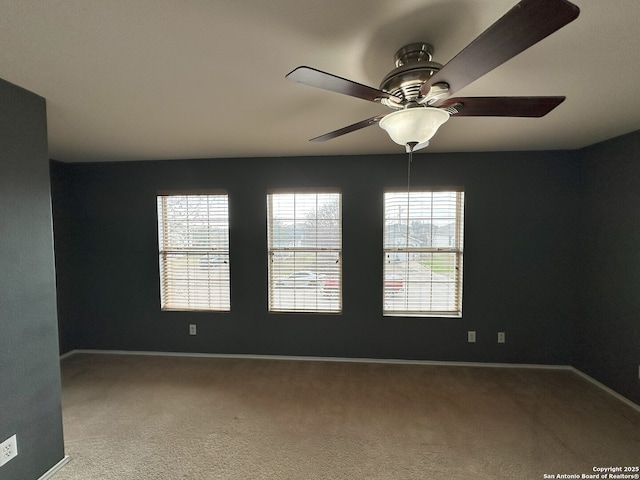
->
[394, 43, 434, 66]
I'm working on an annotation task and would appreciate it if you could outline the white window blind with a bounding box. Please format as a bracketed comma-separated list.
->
[267, 191, 342, 313]
[383, 190, 464, 317]
[157, 193, 230, 311]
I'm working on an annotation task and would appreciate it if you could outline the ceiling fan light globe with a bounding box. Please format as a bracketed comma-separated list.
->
[379, 107, 449, 146]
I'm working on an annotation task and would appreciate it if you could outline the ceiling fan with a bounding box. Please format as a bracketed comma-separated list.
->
[286, 0, 580, 152]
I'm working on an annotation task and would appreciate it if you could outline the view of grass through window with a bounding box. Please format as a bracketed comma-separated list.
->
[383, 190, 464, 317]
[156, 189, 461, 316]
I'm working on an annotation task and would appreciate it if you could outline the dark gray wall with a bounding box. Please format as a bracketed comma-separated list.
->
[0, 79, 65, 479]
[52, 149, 581, 367]
[578, 130, 640, 404]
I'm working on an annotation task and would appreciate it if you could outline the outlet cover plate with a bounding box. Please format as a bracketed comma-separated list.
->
[0, 434, 18, 467]
[467, 331, 476, 343]
[189, 324, 197, 336]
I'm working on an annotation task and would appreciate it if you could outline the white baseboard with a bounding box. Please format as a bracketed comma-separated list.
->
[59, 350, 75, 361]
[61, 349, 640, 413]
[39, 455, 70, 480]
[569, 367, 640, 413]
[59, 348, 570, 370]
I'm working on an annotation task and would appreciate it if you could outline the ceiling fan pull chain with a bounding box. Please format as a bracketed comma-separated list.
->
[406, 142, 418, 249]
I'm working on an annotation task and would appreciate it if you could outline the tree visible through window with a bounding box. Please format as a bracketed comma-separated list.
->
[267, 191, 342, 313]
[383, 190, 464, 317]
[157, 193, 230, 311]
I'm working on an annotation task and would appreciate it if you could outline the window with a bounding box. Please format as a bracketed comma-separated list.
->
[157, 193, 230, 311]
[267, 191, 341, 313]
[383, 189, 464, 317]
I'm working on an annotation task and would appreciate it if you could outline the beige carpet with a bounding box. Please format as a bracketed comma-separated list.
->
[56, 353, 640, 479]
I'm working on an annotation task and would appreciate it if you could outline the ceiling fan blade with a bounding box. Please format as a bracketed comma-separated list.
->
[421, 0, 580, 97]
[286, 66, 396, 103]
[440, 96, 565, 117]
[309, 115, 385, 142]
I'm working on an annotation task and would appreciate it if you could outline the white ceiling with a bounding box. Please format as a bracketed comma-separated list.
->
[1, 0, 639, 162]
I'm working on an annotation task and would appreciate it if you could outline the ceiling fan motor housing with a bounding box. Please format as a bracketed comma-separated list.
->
[379, 43, 443, 103]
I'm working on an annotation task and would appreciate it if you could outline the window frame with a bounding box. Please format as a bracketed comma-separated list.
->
[266, 189, 342, 314]
[157, 191, 231, 312]
[383, 187, 465, 318]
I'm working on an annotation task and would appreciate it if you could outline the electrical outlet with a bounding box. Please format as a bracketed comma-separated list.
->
[189, 324, 196, 336]
[498, 332, 505, 343]
[0, 434, 18, 467]
[467, 331, 476, 343]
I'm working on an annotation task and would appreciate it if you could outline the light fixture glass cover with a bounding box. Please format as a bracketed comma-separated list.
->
[379, 107, 450, 146]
